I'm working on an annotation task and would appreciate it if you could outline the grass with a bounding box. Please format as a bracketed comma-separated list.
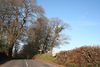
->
[34, 53, 65, 67]
[34, 53, 55, 63]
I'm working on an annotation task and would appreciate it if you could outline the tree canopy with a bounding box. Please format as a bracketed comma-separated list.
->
[0, 0, 69, 58]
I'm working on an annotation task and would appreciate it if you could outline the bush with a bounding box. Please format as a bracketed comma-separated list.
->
[65, 63, 77, 67]
[56, 46, 100, 67]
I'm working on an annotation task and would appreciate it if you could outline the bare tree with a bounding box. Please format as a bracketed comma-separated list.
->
[27, 17, 69, 54]
[48, 18, 69, 54]
[27, 17, 49, 54]
[0, 0, 44, 57]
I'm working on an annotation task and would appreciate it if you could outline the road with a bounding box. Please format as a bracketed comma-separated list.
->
[0, 60, 58, 67]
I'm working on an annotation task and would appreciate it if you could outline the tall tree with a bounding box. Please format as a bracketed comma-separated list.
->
[27, 17, 49, 54]
[27, 17, 69, 54]
[48, 18, 69, 53]
[0, 0, 44, 57]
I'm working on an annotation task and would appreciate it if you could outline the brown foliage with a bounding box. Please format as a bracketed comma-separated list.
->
[56, 46, 100, 67]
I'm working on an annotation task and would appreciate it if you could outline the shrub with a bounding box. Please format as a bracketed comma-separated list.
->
[56, 46, 100, 67]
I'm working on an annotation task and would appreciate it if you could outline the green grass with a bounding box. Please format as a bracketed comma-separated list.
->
[34, 53, 55, 62]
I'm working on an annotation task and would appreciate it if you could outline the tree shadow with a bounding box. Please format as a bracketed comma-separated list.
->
[0, 53, 11, 65]
[0, 52, 35, 65]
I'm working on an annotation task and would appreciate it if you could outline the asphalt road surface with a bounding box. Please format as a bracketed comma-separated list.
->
[0, 60, 58, 67]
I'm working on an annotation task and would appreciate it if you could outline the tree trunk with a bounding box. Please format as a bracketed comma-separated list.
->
[49, 47, 53, 55]
[8, 45, 13, 58]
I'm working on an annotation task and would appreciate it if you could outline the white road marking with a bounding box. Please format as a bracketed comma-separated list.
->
[25, 60, 28, 67]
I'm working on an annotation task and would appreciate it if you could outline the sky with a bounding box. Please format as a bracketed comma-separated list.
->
[37, 0, 100, 53]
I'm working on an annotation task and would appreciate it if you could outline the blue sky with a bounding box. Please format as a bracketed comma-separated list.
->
[37, 0, 100, 52]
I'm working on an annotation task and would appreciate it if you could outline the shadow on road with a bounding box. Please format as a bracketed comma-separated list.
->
[0, 53, 11, 65]
[0, 53, 32, 65]
[0, 52, 35, 66]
